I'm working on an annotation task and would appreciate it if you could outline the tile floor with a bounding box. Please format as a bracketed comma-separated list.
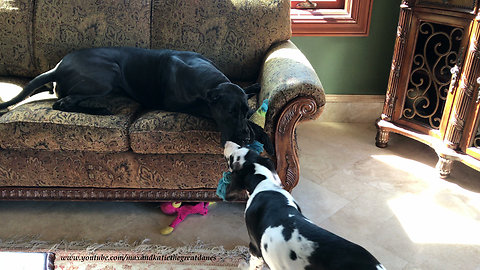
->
[295, 122, 480, 270]
[1, 121, 480, 270]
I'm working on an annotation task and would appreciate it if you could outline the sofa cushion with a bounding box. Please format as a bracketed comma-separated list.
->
[1, 0, 291, 82]
[0, 96, 140, 152]
[0, 149, 225, 190]
[151, 0, 291, 82]
[32, 0, 152, 76]
[0, 0, 35, 77]
[129, 111, 222, 154]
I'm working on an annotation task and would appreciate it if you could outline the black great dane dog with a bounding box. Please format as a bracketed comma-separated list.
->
[0, 47, 273, 153]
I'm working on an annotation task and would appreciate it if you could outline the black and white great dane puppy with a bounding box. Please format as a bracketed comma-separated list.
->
[0, 47, 272, 151]
[223, 141, 386, 270]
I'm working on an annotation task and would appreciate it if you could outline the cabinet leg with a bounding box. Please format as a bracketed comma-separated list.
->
[375, 129, 390, 148]
[436, 156, 453, 178]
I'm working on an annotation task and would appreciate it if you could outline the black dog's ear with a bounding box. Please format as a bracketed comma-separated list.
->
[248, 121, 275, 156]
[243, 83, 261, 99]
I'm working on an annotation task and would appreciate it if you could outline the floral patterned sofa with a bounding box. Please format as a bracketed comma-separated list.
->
[0, 0, 325, 202]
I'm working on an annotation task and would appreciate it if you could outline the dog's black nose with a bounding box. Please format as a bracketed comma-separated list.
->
[241, 129, 253, 145]
[231, 161, 242, 171]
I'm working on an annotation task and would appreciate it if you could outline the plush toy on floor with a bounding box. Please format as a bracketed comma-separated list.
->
[159, 202, 214, 235]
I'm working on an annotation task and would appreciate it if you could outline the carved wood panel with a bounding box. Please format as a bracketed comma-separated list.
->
[382, 1, 414, 121]
[0, 187, 234, 202]
[444, 18, 480, 149]
[275, 97, 320, 192]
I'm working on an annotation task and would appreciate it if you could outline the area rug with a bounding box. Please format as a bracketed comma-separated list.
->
[0, 239, 249, 270]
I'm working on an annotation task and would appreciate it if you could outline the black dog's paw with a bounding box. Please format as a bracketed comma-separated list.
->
[261, 136, 275, 156]
[52, 98, 71, 111]
[53, 97, 113, 115]
[248, 121, 275, 156]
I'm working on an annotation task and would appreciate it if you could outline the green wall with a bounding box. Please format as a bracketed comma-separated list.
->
[291, 1, 401, 95]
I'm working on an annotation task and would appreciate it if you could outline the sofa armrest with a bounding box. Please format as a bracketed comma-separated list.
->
[259, 40, 326, 191]
[260, 40, 325, 133]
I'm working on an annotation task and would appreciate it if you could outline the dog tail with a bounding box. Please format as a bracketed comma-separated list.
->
[0, 67, 56, 110]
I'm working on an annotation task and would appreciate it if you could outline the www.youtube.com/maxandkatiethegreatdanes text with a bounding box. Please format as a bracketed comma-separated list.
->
[59, 253, 219, 263]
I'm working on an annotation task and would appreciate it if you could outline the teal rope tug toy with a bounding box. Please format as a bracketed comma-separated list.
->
[216, 99, 268, 201]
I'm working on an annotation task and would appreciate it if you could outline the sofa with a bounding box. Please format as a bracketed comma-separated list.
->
[0, 0, 325, 202]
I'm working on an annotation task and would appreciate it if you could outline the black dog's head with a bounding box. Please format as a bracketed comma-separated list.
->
[207, 83, 274, 155]
[207, 82, 255, 146]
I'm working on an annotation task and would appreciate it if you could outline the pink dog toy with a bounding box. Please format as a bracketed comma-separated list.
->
[159, 202, 212, 235]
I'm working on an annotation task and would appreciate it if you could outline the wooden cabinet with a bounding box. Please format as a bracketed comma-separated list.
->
[376, 0, 480, 177]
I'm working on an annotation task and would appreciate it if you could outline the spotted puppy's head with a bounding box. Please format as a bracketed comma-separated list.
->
[224, 141, 250, 171]
[223, 141, 256, 200]
[223, 141, 280, 200]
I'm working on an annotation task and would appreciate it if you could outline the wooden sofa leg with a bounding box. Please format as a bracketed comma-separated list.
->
[275, 97, 321, 192]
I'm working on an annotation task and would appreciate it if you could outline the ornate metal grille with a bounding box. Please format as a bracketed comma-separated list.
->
[402, 22, 464, 129]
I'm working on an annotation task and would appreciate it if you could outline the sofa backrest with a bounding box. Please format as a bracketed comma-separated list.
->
[0, 0, 291, 82]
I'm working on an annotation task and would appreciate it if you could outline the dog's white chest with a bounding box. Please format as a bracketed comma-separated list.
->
[260, 225, 316, 270]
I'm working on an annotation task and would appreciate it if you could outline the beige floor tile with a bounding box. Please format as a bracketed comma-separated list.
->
[316, 170, 376, 201]
[297, 122, 380, 182]
[292, 176, 350, 223]
[318, 189, 396, 240]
